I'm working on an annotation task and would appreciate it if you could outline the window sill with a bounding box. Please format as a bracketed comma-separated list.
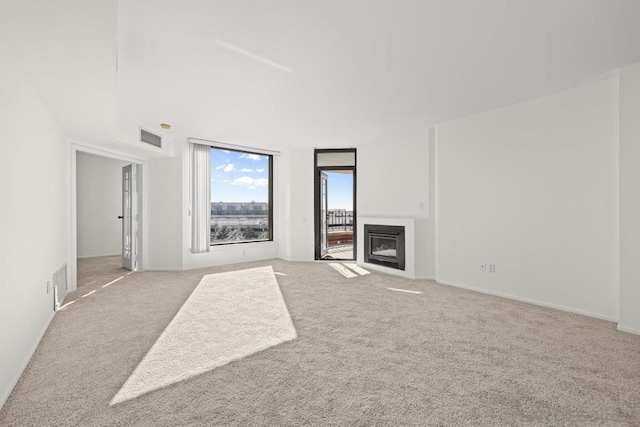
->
[210, 239, 273, 247]
[206, 240, 277, 251]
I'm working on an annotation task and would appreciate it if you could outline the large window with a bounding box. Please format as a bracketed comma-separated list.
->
[210, 146, 272, 245]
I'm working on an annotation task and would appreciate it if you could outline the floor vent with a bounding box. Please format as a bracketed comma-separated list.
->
[140, 129, 162, 148]
[53, 263, 68, 310]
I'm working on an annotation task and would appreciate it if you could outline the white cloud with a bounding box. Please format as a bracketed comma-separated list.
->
[256, 168, 265, 173]
[216, 163, 236, 172]
[239, 167, 254, 172]
[240, 153, 264, 161]
[232, 176, 268, 190]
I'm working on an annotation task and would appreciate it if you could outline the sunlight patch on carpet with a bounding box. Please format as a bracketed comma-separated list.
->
[58, 300, 75, 310]
[387, 287, 423, 295]
[329, 263, 370, 278]
[111, 266, 296, 405]
[329, 263, 357, 278]
[81, 290, 97, 298]
[102, 276, 124, 288]
[343, 264, 370, 275]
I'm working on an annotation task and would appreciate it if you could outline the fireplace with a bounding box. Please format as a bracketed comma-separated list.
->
[364, 224, 405, 270]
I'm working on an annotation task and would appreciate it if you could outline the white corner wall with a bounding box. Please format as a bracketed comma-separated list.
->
[436, 78, 619, 320]
[618, 63, 640, 334]
[0, 42, 70, 407]
[76, 152, 129, 258]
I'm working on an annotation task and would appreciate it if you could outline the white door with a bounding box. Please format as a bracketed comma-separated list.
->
[121, 164, 134, 270]
[320, 172, 329, 257]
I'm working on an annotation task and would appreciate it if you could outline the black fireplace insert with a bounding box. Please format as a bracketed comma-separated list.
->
[364, 224, 405, 270]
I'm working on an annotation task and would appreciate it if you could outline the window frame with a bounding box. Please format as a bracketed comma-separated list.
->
[209, 145, 274, 246]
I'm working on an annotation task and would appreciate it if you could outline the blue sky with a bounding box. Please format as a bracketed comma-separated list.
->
[210, 148, 269, 203]
[324, 171, 353, 210]
[210, 148, 354, 209]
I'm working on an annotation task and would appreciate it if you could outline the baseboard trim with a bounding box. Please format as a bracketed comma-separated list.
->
[77, 253, 121, 259]
[435, 278, 616, 323]
[616, 324, 640, 335]
[0, 310, 55, 410]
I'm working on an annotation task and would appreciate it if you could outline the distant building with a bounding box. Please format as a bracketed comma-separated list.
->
[211, 202, 269, 216]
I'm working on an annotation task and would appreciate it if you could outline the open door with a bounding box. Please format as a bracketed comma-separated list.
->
[121, 164, 134, 271]
[314, 149, 356, 261]
[320, 172, 329, 258]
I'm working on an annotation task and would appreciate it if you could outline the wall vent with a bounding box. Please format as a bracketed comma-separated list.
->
[140, 129, 162, 148]
[53, 263, 68, 310]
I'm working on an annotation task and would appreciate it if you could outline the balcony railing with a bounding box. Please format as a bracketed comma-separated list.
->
[328, 210, 353, 232]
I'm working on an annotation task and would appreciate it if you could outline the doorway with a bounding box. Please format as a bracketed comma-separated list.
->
[314, 149, 357, 261]
[70, 146, 144, 296]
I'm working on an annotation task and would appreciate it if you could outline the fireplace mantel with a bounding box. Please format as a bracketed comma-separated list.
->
[357, 215, 429, 279]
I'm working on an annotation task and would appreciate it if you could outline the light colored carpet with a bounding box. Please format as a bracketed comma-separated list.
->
[76, 255, 129, 289]
[112, 266, 296, 404]
[1, 259, 639, 426]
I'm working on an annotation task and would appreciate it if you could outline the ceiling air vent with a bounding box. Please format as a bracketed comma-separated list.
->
[140, 129, 162, 148]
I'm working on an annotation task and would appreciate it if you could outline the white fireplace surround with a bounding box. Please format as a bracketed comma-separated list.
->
[357, 215, 429, 279]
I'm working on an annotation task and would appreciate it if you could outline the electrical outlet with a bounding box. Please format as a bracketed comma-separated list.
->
[47, 280, 51, 294]
[488, 263, 496, 273]
[480, 262, 487, 271]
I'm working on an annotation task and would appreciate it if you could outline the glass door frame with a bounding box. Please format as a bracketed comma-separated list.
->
[320, 171, 329, 257]
[313, 148, 357, 261]
[121, 164, 134, 271]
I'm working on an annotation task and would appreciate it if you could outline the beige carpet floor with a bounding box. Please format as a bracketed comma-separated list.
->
[1, 259, 639, 426]
[111, 266, 297, 405]
[76, 255, 129, 289]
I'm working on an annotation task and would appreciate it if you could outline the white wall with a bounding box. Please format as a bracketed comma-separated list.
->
[358, 131, 430, 218]
[436, 78, 619, 320]
[114, 115, 177, 158]
[76, 152, 129, 258]
[278, 149, 315, 262]
[618, 63, 640, 334]
[426, 128, 436, 279]
[276, 150, 293, 261]
[145, 151, 183, 270]
[0, 41, 69, 407]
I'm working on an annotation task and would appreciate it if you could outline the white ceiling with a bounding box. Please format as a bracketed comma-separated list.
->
[117, 0, 640, 150]
[0, 0, 118, 146]
[4, 1, 640, 151]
